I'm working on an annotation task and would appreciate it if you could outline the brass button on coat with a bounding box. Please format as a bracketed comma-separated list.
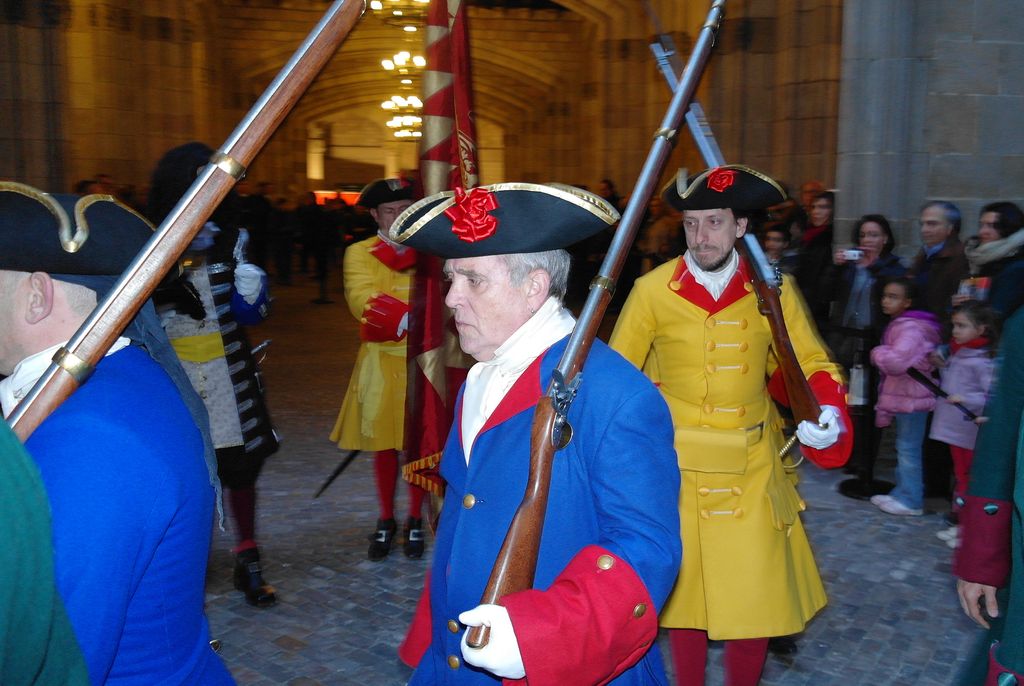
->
[705, 317, 717, 329]
[447, 619, 460, 634]
[448, 655, 460, 669]
[463, 494, 476, 509]
[633, 603, 647, 618]
[705, 340, 716, 352]
[705, 363, 716, 374]
[699, 509, 710, 519]
[698, 487, 710, 496]
[597, 554, 615, 570]
[702, 403, 715, 414]
[669, 280, 682, 291]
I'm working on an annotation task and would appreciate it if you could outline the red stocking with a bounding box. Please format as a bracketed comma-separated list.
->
[374, 449, 399, 520]
[407, 482, 426, 519]
[723, 637, 769, 686]
[228, 485, 257, 553]
[668, 628, 707, 686]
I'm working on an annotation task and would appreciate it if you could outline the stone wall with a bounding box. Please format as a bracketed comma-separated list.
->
[836, 0, 1024, 255]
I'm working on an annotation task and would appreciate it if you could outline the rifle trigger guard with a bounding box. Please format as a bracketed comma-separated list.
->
[550, 370, 581, 450]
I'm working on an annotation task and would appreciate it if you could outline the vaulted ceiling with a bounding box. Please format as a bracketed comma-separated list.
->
[208, 0, 660, 136]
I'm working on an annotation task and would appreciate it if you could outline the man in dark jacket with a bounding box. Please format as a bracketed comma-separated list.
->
[908, 200, 970, 328]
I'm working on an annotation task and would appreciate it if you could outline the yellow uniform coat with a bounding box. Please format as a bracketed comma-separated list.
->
[610, 256, 842, 639]
[330, 237, 411, 451]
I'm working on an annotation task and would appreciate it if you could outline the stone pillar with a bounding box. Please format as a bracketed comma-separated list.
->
[836, 0, 1024, 255]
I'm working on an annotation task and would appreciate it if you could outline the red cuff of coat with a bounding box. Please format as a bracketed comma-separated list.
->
[801, 371, 852, 468]
[501, 545, 657, 686]
[769, 370, 851, 468]
[360, 293, 409, 342]
[985, 642, 1023, 686]
[955, 495, 1012, 587]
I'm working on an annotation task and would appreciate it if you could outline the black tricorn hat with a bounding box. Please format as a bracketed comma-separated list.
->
[662, 165, 787, 212]
[0, 182, 154, 276]
[357, 178, 416, 209]
[388, 183, 619, 258]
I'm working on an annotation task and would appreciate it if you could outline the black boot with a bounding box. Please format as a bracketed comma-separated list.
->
[768, 635, 799, 656]
[403, 517, 425, 559]
[367, 518, 397, 561]
[233, 548, 277, 607]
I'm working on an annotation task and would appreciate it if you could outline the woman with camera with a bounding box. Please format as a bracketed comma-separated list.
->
[824, 214, 907, 499]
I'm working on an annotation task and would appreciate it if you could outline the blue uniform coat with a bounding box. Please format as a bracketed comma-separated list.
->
[26, 346, 234, 685]
[410, 337, 680, 685]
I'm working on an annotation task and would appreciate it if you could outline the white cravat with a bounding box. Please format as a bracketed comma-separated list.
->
[460, 297, 575, 463]
[0, 338, 130, 418]
[684, 249, 739, 301]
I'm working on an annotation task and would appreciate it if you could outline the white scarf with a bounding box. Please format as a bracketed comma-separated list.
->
[461, 297, 575, 463]
[684, 249, 739, 301]
[1, 338, 131, 418]
[966, 229, 1024, 274]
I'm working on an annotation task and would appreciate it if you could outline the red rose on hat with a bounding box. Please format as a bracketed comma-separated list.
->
[706, 168, 736, 193]
[445, 186, 500, 243]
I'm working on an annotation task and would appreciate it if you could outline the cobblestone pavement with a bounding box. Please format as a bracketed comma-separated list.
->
[204, 272, 982, 685]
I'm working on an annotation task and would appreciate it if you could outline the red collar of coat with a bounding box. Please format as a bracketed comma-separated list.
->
[666, 254, 755, 314]
[457, 350, 546, 448]
[369, 237, 417, 271]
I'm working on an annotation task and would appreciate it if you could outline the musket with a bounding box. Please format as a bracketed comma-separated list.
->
[466, 0, 727, 650]
[9, 0, 365, 440]
[907, 368, 979, 421]
[645, 7, 823, 453]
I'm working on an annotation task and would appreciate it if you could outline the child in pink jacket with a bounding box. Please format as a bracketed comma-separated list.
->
[869, 278, 942, 516]
[929, 300, 997, 545]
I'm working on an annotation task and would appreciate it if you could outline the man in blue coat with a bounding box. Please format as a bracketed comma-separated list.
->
[0, 182, 234, 685]
[390, 183, 682, 684]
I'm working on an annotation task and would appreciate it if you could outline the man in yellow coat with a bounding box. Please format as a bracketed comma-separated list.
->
[610, 166, 852, 686]
[330, 178, 427, 560]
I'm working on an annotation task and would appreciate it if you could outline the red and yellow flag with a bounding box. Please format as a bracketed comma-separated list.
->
[402, 0, 477, 497]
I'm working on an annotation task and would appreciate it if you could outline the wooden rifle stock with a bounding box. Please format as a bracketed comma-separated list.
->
[736, 240, 821, 426]
[9, 0, 364, 441]
[465, 0, 726, 650]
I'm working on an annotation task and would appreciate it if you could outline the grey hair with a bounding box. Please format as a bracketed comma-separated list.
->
[501, 249, 571, 302]
[921, 200, 962, 235]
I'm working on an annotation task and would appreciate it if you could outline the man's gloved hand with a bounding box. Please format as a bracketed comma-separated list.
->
[796, 405, 842, 449]
[459, 604, 526, 680]
[234, 263, 267, 305]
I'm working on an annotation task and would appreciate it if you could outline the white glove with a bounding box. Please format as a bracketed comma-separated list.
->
[233, 227, 251, 264]
[234, 263, 266, 305]
[397, 313, 409, 338]
[795, 405, 842, 449]
[459, 604, 526, 680]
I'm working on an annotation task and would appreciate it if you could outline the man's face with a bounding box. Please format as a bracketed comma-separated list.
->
[443, 255, 536, 362]
[371, 199, 413, 233]
[682, 208, 746, 271]
[919, 205, 954, 248]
